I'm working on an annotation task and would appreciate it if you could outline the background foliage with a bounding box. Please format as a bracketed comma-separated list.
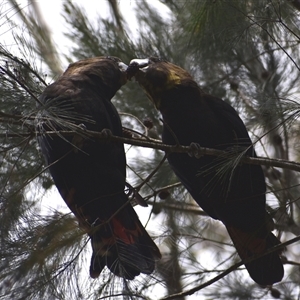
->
[1, 0, 300, 299]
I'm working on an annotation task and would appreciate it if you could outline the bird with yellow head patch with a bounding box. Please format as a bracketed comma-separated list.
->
[128, 57, 284, 285]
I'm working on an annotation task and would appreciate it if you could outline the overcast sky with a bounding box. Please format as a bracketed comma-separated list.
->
[38, 0, 171, 66]
[1, 0, 171, 68]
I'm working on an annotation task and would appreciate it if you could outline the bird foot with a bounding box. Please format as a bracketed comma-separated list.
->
[101, 128, 113, 138]
[77, 123, 87, 130]
[188, 142, 202, 158]
[125, 182, 148, 207]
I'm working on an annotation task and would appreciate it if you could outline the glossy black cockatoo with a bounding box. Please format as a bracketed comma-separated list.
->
[37, 56, 160, 279]
[128, 57, 284, 285]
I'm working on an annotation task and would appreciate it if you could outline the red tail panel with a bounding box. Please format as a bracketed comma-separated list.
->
[89, 215, 161, 279]
[227, 226, 283, 285]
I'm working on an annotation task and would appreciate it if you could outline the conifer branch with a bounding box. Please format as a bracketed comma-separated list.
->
[31, 127, 300, 172]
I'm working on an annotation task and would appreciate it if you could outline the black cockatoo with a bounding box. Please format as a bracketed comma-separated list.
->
[128, 57, 283, 285]
[37, 56, 160, 279]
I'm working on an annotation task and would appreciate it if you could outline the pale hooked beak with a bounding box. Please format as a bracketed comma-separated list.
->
[129, 58, 150, 70]
[118, 62, 128, 72]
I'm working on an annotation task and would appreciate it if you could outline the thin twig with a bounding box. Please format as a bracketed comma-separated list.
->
[146, 200, 208, 217]
[160, 235, 300, 299]
[240, 11, 300, 72]
[0, 65, 44, 105]
[136, 153, 168, 191]
[0, 48, 48, 86]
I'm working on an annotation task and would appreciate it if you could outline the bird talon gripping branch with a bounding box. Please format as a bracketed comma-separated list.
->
[77, 123, 87, 131]
[188, 142, 202, 159]
[100, 128, 113, 138]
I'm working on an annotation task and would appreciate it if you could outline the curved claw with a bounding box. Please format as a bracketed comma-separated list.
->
[188, 142, 202, 159]
[101, 128, 113, 138]
[125, 182, 148, 207]
[78, 123, 87, 130]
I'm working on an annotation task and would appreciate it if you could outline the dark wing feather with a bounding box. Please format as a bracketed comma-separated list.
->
[37, 57, 160, 279]
[132, 58, 283, 285]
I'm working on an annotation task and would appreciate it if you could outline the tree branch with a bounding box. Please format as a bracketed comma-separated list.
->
[159, 234, 300, 299]
[32, 127, 300, 172]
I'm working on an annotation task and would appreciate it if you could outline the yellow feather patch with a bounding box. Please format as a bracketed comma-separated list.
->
[166, 70, 182, 88]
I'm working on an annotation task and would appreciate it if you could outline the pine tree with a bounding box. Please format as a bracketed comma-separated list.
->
[1, 0, 300, 299]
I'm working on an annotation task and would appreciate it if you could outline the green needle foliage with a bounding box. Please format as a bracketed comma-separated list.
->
[1, 0, 300, 299]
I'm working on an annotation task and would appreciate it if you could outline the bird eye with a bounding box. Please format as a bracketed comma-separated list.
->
[149, 57, 163, 64]
[106, 56, 121, 63]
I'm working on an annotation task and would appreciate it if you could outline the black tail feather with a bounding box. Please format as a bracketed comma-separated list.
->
[227, 225, 284, 285]
[89, 215, 161, 279]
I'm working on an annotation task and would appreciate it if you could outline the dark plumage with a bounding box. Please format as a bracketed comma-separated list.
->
[129, 57, 284, 285]
[37, 56, 160, 279]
